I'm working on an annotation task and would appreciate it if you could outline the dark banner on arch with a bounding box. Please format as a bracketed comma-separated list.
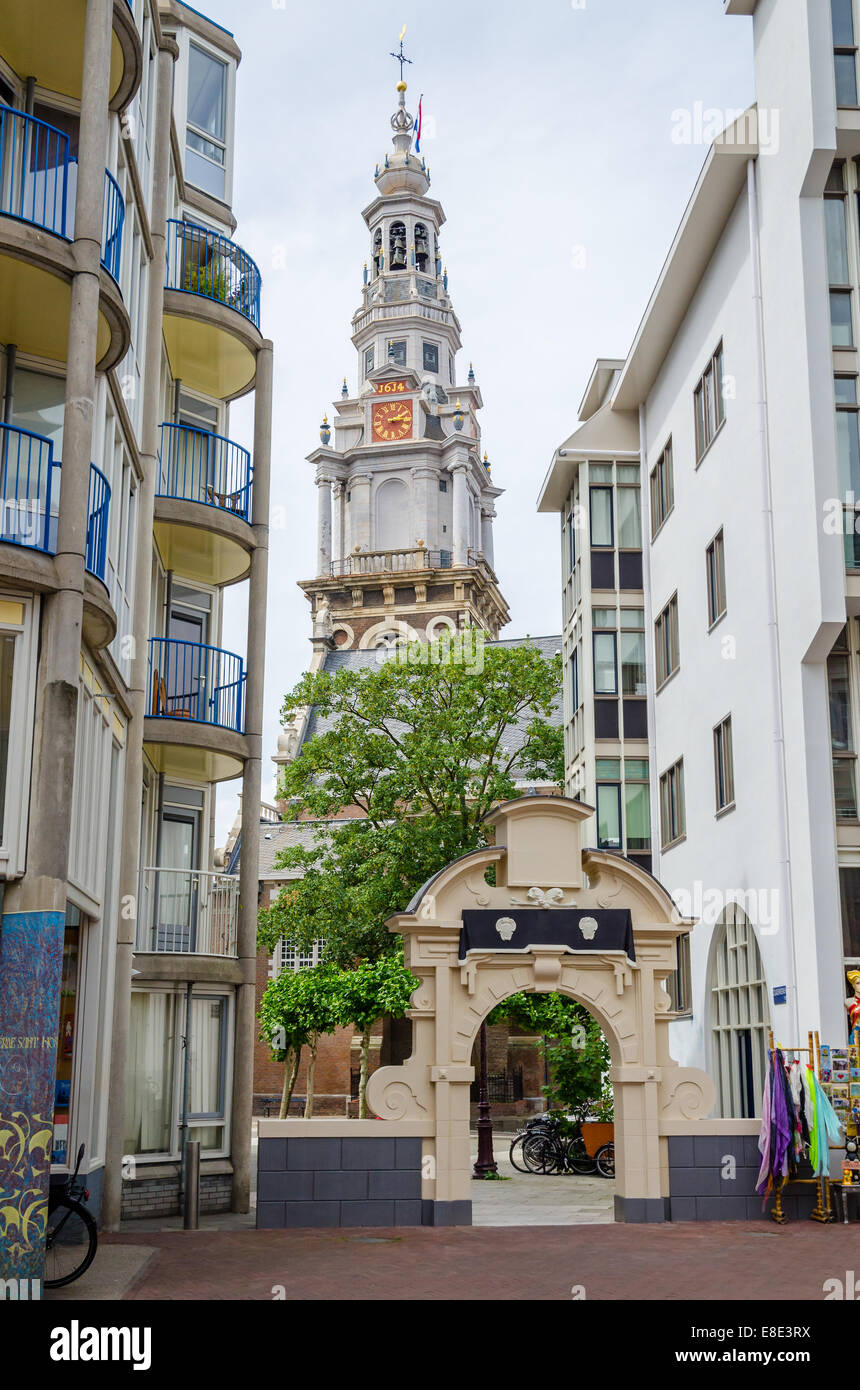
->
[459, 908, 635, 962]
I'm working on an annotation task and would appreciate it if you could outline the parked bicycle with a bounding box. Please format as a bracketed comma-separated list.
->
[44, 1143, 98, 1288]
[509, 1110, 614, 1179]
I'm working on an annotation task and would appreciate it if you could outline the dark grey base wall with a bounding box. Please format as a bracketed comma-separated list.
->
[257, 1135, 471, 1229]
[668, 1134, 822, 1221]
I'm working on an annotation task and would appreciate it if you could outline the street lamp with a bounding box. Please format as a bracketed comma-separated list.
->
[472, 1021, 498, 1178]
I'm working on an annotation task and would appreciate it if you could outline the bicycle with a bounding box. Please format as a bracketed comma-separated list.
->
[44, 1143, 98, 1289]
[510, 1111, 614, 1178]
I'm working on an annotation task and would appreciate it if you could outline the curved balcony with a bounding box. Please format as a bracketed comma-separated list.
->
[143, 637, 247, 783]
[162, 220, 262, 401]
[153, 422, 254, 586]
[0, 109, 128, 368]
[2, 0, 142, 114]
[0, 424, 110, 583]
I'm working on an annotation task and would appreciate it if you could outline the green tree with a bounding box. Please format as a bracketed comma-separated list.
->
[257, 964, 343, 1118]
[487, 991, 612, 1120]
[335, 954, 421, 1118]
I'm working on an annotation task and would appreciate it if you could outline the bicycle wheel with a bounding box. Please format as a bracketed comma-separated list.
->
[509, 1135, 531, 1173]
[522, 1132, 558, 1174]
[43, 1199, 98, 1289]
[565, 1138, 597, 1175]
[595, 1142, 615, 1179]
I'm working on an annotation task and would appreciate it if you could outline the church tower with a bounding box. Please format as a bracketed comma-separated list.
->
[301, 71, 510, 651]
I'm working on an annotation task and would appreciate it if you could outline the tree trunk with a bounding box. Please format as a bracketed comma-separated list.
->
[279, 1047, 301, 1120]
[304, 1036, 318, 1118]
[358, 1025, 372, 1119]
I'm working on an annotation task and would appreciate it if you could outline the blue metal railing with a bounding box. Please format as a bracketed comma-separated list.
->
[157, 422, 253, 521]
[165, 218, 261, 328]
[0, 425, 111, 581]
[0, 107, 70, 237]
[0, 107, 124, 283]
[101, 168, 124, 281]
[146, 637, 246, 733]
[86, 463, 110, 582]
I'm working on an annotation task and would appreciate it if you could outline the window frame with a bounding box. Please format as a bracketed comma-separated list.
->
[693, 342, 726, 463]
[659, 757, 686, 850]
[589, 484, 614, 548]
[654, 592, 680, 690]
[649, 438, 674, 538]
[706, 527, 727, 629]
[592, 629, 618, 696]
[184, 39, 231, 201]
[713, 713, 735, 815]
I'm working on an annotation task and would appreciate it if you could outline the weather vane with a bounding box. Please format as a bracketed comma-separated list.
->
[390, 24, 412, 83]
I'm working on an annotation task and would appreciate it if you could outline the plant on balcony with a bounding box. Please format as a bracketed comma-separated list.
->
[258, 631, 563, 1114]
[183, 256, 230, 305]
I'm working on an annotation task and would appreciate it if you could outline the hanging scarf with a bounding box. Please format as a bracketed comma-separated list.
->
[806, 1065, 843, 1177]
[756, 1051, 774, 1198]
[771, 1048, 794, 1179]
[787, 1060, 806, 1158]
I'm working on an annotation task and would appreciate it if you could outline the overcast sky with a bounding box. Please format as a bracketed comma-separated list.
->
[213, 0, 754, 843]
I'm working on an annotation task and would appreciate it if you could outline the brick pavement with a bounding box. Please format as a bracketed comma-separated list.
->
[103, 1222, 860, 1301]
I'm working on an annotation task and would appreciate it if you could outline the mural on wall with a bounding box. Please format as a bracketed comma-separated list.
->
[0, 911, 65, 1280]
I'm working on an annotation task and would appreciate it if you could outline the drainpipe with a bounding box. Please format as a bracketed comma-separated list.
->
[3, 345, 16, 423]
[638, 402, 660, 888]
[747, 156, 800, 1044]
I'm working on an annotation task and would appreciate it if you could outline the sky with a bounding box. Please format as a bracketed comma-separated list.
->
[212, 0, 755, 844]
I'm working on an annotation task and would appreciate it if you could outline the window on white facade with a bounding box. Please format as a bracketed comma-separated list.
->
[709, 906, 769, 1119]
[186, 43, 228, 199]
[659, 757, 685, 848]
[713, 714, 735, 813]
[706, 528, 727, 627]
[832, 0, 859, 105]
[828, 625, 857, 819]
[0, 597, 36, 871]
[649, 439, 673, 537]
[278, 938, 326, 973]
[655, 593, 680, 688]
[693, 342, 725, 461]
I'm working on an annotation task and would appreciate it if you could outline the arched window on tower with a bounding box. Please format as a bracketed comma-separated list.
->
[373, 228, 382, 277]
[415, 223, 430, 273]
[389, 221, 407, 270]
[709, 904, 770, 1118]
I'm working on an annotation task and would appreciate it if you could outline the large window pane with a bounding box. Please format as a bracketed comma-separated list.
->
[10, 369, 66, 453]
[596, 783, 622, 850]
[188, 45, 226, 142]
[620, 630, 646, 695]
[832, 290, 855, 347]
[833, 0, 855, 46]
[617, 487, 641, 548]
[835, 52, 859, 106]
[590, 486, 613, 546]
[189, 996, 224, 1141]
[125, 992, 177, 1155]
[837, 409, 860, 492]
[839, 866, 860, 955]
[0, 634, 15, 842]
[593, 631, 617, 694]
[825, 198, 850, 283]
[625, 782, 651, 851]
[833, 758, 858, 819]
[828, 646, 853, 749]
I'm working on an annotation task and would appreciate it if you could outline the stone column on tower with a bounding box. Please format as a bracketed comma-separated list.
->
[451, 461, 470, 567]
[481, 505, 496, 569]
[332, 481, 345, 568]
[315, 470, 332, 576]
[350, 472, 373, 552]
[411, 466, 437, 550]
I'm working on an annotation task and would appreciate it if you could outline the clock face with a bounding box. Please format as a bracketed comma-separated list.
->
[372, 398, 413, 443]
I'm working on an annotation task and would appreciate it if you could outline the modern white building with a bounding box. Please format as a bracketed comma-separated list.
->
[540, 0, 860, 1119]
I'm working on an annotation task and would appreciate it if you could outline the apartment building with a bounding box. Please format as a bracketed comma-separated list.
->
[0, 0, 270, 1272]
[539, 0, 860, 1121]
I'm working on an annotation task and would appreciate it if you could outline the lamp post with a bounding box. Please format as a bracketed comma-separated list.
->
[472, 1021, 498, 1178]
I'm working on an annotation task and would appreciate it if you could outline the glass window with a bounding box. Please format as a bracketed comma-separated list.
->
[364, 347, 374, 376]
[624, 781, 651, 852]
[836, 391, 860, 493]
[388, 339, 407, 366]
[620, 608, 644, 629]
[831, 290, 854, 347]
[595, 757, 621, 779]
[836, 374, 858, 404]
[570, 649, 579, 711]
[593, 631, 617, 694]
[590, 486, 613, 546]
[186, 44, 227, 198]
[714, 715, 735, 812]
[829, 628, 857, 819]
[620, 629, 646, 695]
[125, 991, 178, 1155]
[592, 608, 616, 628]
[625, 757, 649, 780]
[188, 996, 225, 1150]
[52, 909, 80, 1166]
[423, 342, 439, 373]
[590, 464, 613, 483]
[839, 865, 860, 955]
[9, 369, 66, 454]
[825, 196, 850, 283]
[835, 52, 859, 106]
[655, 594, 680, 687]
[710, 907, 770, 1118]
[694, 344, 725, 460]
[650, 440, 674, 535]
[833, 0, 855, 47]
[706, 529, 727, 626]
[660, 758, 685, 847]
[596, 783, 622, 850]
[617, 486, 641, 548]
[0, 634, 14, 842]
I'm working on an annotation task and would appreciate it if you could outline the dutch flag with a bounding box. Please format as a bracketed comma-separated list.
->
[413, 95, 423, 154]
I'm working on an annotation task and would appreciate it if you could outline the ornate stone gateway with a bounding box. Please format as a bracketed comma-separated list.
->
[367, 796, 716, 1223]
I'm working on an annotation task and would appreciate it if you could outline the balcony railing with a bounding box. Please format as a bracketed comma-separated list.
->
[136, 866, 239, 956]
[157, 422, 253, 521]
[165, 219, 261, 329]
[330, 547, 479, 577]
[0, 108, 124, 280]
[0, 425, 110, 581]
[146, 637, 245, 733]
